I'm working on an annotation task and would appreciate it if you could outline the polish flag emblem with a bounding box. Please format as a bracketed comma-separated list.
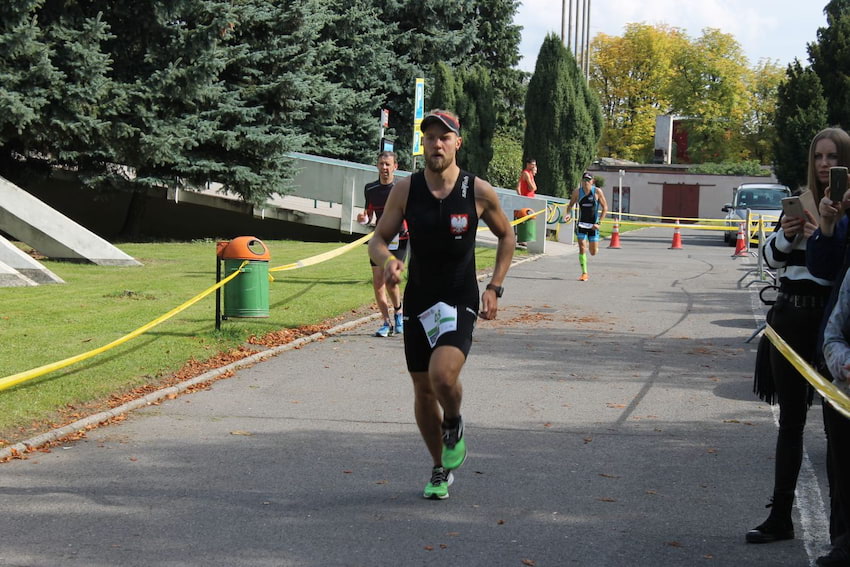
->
[450, 214, 469, 235]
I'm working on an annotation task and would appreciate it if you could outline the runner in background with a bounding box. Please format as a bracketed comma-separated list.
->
[358, 151, 408, 337]
[564, 172, 608, 281]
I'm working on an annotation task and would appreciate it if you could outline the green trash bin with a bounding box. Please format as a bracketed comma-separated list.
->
[217, 237, 270, 318]
[514, 208, 537, 243]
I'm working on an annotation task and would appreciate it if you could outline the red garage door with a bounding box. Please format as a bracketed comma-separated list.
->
[662, 184, 699, 223]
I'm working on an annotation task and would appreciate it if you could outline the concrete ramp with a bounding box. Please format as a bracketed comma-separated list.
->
[0, 259, 38, 287]
[0, 235, 64, 284]
[0, 176, 141, 266]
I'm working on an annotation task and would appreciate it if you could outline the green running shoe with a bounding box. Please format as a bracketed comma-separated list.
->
[423, 466, 454, 500]
[441, 416, 467, 471]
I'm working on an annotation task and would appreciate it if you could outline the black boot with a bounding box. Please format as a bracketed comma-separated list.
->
[746, 493, 795, 543]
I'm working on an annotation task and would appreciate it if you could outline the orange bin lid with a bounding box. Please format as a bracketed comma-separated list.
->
[514, 208, 534, 220]
[216, 236, 271, 260]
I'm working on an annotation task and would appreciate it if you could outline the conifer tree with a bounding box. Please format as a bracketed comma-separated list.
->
[0, 1, 111, 178]
[467, 0, 526, 134]
[429, 62, 458, 113]
[523, 34, 602, 198]
[455, 66, 496, 176]
[376, 0, 524, 168]
[773, 60, 828, 190]
[809, 0, 850, 129]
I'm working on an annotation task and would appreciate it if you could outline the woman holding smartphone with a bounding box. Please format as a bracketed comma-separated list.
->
[806, 128, 850, 564]
[747, 128, 850, 545]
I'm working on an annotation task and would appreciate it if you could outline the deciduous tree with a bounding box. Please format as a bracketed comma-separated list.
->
[669, 28, 750, 162]
[590, 24, 683, 161]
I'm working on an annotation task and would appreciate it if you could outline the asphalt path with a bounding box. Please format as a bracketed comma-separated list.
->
[0, 226, 833, 567]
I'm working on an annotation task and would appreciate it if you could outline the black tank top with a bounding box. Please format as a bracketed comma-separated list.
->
[404, 170, 480, 311]
[578, 186, 599, 224]
[364, 180, 407, 238]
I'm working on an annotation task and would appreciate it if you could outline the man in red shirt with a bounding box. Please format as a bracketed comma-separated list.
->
[516, 158, 538, 197]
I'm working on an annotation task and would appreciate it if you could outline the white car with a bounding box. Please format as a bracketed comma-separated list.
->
[721, 183, 790, 245]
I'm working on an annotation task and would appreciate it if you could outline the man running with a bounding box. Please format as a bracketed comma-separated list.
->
[368, 109, 515, 500]
[565, 172, 608, 281]
[358, 151, 407, 337]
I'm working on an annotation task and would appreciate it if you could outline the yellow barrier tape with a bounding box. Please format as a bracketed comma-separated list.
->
[0, 220, 512, 393]
[764, 324, 850, 419]
[607, 211, 780, 224]
[509, 209, 545, 227]
[269, 232, 372, 272]
[474, 208, 545, 235]
[604, 218, 776, 232]
[0, 261, 248, 392]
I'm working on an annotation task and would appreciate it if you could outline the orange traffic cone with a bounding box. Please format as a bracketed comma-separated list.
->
[733, 224, 749, 257]
[669, 221, 683, 249]
[608, 221, 621, 249]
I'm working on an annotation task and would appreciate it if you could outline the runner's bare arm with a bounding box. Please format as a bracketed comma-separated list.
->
[564, 190, 580, 222]
[368, 178, 410, 286]
[476, 178, 515, 320]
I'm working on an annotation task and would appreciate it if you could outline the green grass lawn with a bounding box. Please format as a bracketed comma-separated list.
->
[0, 239, 510, 443]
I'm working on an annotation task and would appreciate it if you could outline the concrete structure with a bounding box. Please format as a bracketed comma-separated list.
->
[0, 176, 141, 270]
[653, 115, 675, 165]
[0, 257, 38, 287]
[194, 153, 554, 254]
[6, 153, 774, 262]
[0, 235, 64, 284]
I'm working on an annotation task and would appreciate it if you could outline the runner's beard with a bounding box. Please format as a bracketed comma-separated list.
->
[426, 153, 451, 173]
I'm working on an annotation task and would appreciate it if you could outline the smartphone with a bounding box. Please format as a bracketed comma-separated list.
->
[831, 166, 849, 196]
[781, 196, 805, 219]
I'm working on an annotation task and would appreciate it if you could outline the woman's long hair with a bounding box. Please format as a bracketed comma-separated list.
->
[807, 127, 850, 202]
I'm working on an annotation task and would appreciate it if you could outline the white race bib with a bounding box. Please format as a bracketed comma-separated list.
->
[578, 222, 594, 229]
[417, 302, 458, 348]
[388, 233, 400, 251]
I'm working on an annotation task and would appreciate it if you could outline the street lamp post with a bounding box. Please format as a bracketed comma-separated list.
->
[618, 169, 625, 222]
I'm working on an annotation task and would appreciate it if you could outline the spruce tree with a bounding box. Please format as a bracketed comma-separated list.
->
[773, 60, 828, 190]
[376, 0, 525, 168]
[810, 0, 850, 129]
[0, 1, 111, 179]
[313, 0, 402, 162]
[468, 0, 526, 135]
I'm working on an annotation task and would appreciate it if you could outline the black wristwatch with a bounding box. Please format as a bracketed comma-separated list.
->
[485, 283, 504, 298]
